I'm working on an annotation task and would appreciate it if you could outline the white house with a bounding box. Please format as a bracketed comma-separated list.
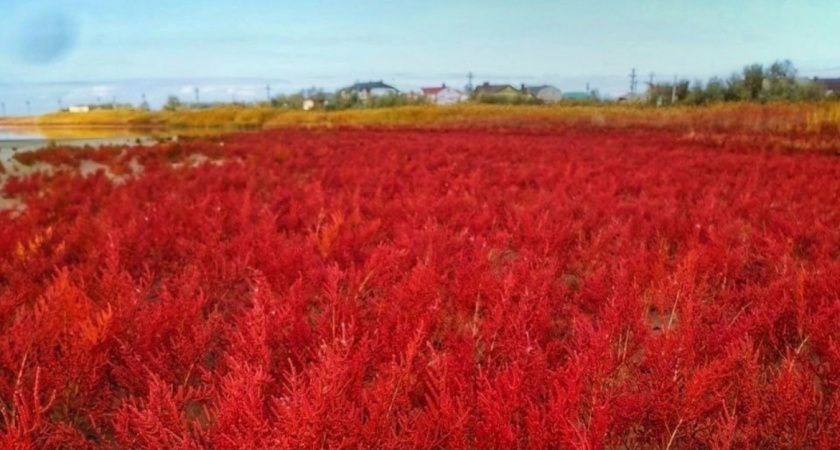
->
[68, 105, 90, 113]
[524, 85, 563, 103]
[421, 84, 465, 105]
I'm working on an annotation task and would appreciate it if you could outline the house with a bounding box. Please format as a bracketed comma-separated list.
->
[472, 82, 524, 99]
[524, 85, 563, 103]
[421, 83, 465, 105]
[814, 78, 840, 96]
[339, 81, 399, 100]
[68, 105, 90, 113]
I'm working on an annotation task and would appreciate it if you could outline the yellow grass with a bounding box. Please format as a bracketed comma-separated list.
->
[5, 102, 840, 135]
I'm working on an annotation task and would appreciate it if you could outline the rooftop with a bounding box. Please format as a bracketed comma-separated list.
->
[421, 84, 448, 96]
[815, 77, 840, 92]
[473, 83, 518, 94]
[562, 91, 591, 100]
[343, 81, 398, 92]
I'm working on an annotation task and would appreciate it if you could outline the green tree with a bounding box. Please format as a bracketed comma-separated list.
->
[794, 80, 826, 101]
[741, 64, 764, 101]
[163, 95, 182, 111]
[685, 80, 706, 105]
[704, 77, 727, 103]
[725, 73, 744, 101]
[764, 60, 794, 100]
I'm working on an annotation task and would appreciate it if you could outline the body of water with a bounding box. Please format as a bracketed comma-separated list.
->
[0, 126, 165, 152]
[0, 125, 228, 154]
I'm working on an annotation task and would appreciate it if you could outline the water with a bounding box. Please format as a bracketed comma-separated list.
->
[0, 125, 229, 152]
[0, 126, 167, 152]
[0, 130, 44, 141]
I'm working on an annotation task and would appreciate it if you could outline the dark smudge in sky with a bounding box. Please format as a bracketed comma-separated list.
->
[17, 12, 78, 65]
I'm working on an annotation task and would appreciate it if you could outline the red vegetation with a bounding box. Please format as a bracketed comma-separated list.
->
[2, 126, 840, 448]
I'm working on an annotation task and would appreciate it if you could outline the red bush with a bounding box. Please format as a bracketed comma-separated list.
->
[1, 126, 840, 448]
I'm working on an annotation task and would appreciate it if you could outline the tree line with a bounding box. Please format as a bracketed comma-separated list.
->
[148, 59, 838, 112]
[647, 60, 832, 106]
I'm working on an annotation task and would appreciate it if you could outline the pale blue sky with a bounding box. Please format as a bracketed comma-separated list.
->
[1, 0, 838, 114]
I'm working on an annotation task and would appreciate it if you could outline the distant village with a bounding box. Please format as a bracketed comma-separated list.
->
[311, 71, 840, 110]
[53, 62, 840, 114]
[59, 77, 597, 114]
[331, 79, 578, 108]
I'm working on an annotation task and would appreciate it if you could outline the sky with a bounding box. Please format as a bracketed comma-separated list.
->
[0, 0, 839, 115]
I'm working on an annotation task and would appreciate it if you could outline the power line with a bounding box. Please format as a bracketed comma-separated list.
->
[801, 66, 840, 74]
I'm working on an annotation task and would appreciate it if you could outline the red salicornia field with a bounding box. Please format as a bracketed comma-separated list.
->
[2, 121, 840, 448]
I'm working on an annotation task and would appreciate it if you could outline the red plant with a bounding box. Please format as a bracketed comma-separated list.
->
[1, 125, 840, 448]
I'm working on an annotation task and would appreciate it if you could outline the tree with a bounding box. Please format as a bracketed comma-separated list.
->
[794, 80, 826, 101]
[163, 96, 182, 111]
[741, 64, 764, 101]
[725, 73, 744, 101]
[705, 77, 727, 103]
[765, 60, 797, 100]
[685, 80, 706, 105]
[767, 59, 796, 80]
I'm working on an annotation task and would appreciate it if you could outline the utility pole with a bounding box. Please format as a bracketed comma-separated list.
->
[57, 99, 63, 111]
[586, 82, 590, 95]
[671, 75, 678, 104]
[648, 73, 655, 89]
[466, 71, 474, 93]
[629, 68, 638, 97]
[266, 84, 272, 103]
[26, 100, 31, 116]
[194, 87, 200, 107]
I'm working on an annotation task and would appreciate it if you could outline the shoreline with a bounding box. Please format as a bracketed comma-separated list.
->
[0, 137, 157, 153]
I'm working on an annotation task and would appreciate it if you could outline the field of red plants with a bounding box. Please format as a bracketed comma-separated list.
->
[2, 124, 840, 448]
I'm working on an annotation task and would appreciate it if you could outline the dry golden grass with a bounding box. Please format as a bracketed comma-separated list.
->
[13, 102, 840, 137]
